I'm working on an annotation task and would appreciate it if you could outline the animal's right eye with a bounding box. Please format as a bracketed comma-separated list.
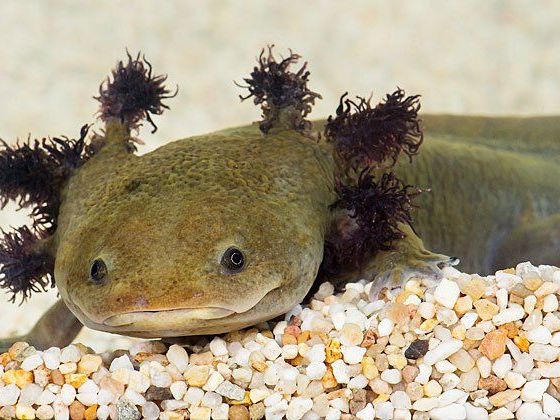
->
[90, 259, 108, 283]
[221, 247, 245, 273]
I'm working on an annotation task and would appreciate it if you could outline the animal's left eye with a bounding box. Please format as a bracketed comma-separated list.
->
[221, 247, 245, 273]
[90, 259, 108, 283]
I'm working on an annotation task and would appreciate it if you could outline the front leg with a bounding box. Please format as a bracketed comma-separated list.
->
[0, 299, 83, 352]
[365, 224, 458, 299]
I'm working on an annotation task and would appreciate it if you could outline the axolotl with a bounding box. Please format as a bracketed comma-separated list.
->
[1, 49, 559, 350]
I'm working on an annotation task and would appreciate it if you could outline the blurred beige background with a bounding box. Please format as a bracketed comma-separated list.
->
[1, 0, 559, 350]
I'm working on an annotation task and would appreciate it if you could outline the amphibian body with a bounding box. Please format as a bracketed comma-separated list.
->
[1, 49, 559, 350]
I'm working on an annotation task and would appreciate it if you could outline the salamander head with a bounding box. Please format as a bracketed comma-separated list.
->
[54, 130, 333, 338]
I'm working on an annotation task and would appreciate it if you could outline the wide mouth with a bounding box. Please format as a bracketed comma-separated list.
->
[103, 306, 236, 327]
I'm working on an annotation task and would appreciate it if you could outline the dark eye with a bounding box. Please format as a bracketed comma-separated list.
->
[221, 247, 245, 273]
[90, 259, 108, 283]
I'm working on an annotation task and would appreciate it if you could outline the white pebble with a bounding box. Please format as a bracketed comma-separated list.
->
[19, 383, 43, 405]
[286, 397, 313, 420]
[543, 392, 560, 417]
[375, 401, 394, 420]
[331, 360, 350, 384]
[423, 339, 462, 365]
[521, 379, 549, 402]
[378, 318, 394, 337]
[492, 354, 512, 379]
[60, 384, 76, 406]
[209, 337, 228, 356]
[356, 403, 375, 420]
[166, 344, 189, 372]
[492, 305, 525, 325]
[306, 362, 327, 380]
[109, 354, 133, 371]
[429, 403, 467, 420]
[380, 369, 402, 384]
[43, 347, 61, 370]
[341, 345, 366, 364]
[0, 384, 20, 406]
[434, 278, 460, 309]
[516, 402, 546, 420]
[262, 340, 283, 360]
[36, 405, 55, 420]
[60, 345, 81, 363]
[21, 353, 43, 371]
[390, 390, 412, 409]
[526, 325, 552, 344]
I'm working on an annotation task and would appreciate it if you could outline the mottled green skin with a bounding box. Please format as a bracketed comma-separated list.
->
[398, 115, 560, 273]
[51, 115, 560, 338]
[54, 124, 335, 337]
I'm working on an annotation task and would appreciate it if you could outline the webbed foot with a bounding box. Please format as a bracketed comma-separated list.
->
[369, 249, 459, 300]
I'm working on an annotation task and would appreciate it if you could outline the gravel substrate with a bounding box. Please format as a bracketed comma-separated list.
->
[1, 262, 560, 419]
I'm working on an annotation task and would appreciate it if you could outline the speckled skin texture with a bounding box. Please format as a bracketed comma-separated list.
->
[54, 124, 336, 337]
[51, 115, 560, 339]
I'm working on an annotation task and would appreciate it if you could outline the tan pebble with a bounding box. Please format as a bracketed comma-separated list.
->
[523, 274, 543, 291]
[373, 393, 390, 403]
[184, 365, 210, 387]
[375, 354, 389, 371]
[65, 373, 88, 388]
[479, 375, 507, 394]
[8, 342, 29, 360]
[396, 291, 413, 304]
[281, 334, 297, 346]
[59, 362, 77, 375]
[448, 349, 475, 372]
[499, 322, 518, 339]
[251, 361, 268, 373]
[77, 354, 102, 375]
[488, 389, 520, 407]
[284, 325, 301, 337]
[99, 376, 125, 396]
[462, 338, 480, 350]
[386, 302, 411, 327]
[51, 369, 65, 386]
[288, 355, 305, 367]
[402, 365, 419, 383]
[461, 277, 486, 300]
[361, 356, 378, 380]
[4, 369, 34, 388]
[387, 354, 407, 370]
[33, 365, 51, 387]
[406, 382, 423, 401]
[228, 391, 251, 406]
[419, 318, 438, 332]
[0, 352, 11, 366]
[341, 323, 364, 346]
[534, 281, 559, 297]
[69, 400, 86, 420]
[474, 299, 500, 321]
[297, 331, 311, 344]
[361, 329, 376, 347]
[325, 339, 342, 363]
[249, 402, 265, 420]
[452, 324, 467, 340]
[478, 329, 507, 360]
[261, 331, 273, 339]
[454, 296, 473, 315]
[229, 404, 250, 420]
[514, 336, 530, 352]
[423, 380, 442, 397]
[83, 405, 97, 420]
[189, 352, 213, 366]
[321, 366, 338, 389]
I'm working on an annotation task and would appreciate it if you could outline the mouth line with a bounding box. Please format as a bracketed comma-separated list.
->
[103, 306, 237, 327]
